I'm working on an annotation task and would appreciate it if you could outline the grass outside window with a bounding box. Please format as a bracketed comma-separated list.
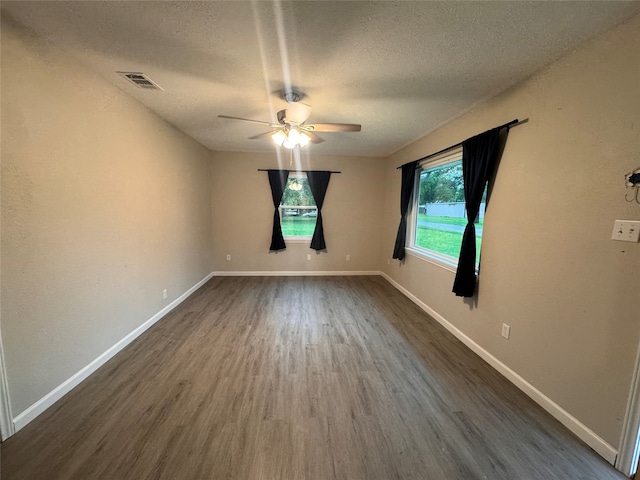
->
[414, 220, 483, 265]
[281, 216, 316, 237]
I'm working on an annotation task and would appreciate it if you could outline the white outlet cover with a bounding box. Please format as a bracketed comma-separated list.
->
[502, 324, 511, 339]
[612, 220, 640, 243]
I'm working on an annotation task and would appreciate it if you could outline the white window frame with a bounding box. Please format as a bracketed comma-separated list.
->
[280, 172, 317, 242]
[406, 147, 475, 273]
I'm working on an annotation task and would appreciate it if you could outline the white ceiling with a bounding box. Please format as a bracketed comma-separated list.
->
[3, 1, 640, 157]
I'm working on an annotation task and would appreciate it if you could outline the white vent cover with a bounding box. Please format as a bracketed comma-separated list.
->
[117, 72, 162, 90]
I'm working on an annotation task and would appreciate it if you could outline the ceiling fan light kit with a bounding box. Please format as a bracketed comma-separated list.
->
[271, 130, 288, 147]
[272, 127, 311, 149]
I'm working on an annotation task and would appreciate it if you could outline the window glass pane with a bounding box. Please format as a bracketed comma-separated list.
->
[413, 160, 485, 266]
[280, 177, 317, 237]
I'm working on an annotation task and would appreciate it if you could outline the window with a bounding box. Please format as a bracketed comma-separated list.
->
[280, 174, 317, 238]
[408, 148, 485, 269]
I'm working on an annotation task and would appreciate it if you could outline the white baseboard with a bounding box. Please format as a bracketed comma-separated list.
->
[380, 272, 618, 465]
[213, 270, 381, 277]
[12, 272, 215, 433]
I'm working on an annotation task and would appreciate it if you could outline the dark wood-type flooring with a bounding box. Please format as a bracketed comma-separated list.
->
[1, 276, 625, 479]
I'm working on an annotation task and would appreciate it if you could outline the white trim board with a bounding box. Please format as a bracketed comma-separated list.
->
[0, 326, 15, 441]
[616, 339, 640, 476]
[213, 270, 381, 277]
[380, 272, 618, 465]
[12, 272, 215, 433]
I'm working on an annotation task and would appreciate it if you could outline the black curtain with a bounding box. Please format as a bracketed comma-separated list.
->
[392, 161, 418, 260]
[452, 127, 506, 297]
[267, 169, 289, 251]
[306, 171, 332, 251]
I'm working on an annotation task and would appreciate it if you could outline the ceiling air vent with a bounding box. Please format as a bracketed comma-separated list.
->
[117, 72, 163, 90]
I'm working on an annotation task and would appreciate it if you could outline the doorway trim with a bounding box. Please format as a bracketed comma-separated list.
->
[0, 326, 15, 441]
[617, 339, 640, 476]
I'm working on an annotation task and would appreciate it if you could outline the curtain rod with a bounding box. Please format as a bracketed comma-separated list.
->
[397, 118, 528, 169]
[258, 169, 341, 174]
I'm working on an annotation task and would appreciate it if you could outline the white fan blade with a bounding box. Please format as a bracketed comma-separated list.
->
[304, 131, 324, 144]
[248, 131, 277, 140]
[307, 123, 361, 133]
[218, 115, 279, 127]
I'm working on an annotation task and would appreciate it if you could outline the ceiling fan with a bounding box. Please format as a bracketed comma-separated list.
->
[218, 92, 361, 149]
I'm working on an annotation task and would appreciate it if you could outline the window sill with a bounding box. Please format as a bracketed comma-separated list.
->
[405, 247, 480, 275]
[405, 247, 458, 273]
[284, 237, 312, 243]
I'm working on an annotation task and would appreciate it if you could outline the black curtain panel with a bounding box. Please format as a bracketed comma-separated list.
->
[267, 169, 289, 251]
[306, 170, 332, 251]
[392, 161, 418, 260]
[452, 127, 507, 297]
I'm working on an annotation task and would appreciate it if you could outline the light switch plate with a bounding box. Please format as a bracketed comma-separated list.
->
[612, 220, 640, 243]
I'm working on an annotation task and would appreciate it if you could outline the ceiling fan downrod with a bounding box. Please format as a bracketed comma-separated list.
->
[283, 91, 301, 104]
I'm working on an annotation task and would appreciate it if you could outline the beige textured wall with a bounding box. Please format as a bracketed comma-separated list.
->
[381, 15, 640, 448]
[1, 18, 213, 416]
[211, 151, 385, 273]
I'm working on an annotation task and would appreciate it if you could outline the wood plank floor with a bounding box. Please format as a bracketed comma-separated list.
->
[1, 276, 625, 479]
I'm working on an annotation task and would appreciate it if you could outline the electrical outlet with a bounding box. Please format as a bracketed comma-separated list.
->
[611, 220, 640, 243]
[502, 323, 511, 339]
[307, 254, 311, 261]
[346, 254, 351, 261]
[162, 289, 167, 300]
[387, 258, 390, 265]
[226, 254, 231, 261]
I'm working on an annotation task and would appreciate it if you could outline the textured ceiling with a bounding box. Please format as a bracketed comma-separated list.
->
[3, 1, 640, 157]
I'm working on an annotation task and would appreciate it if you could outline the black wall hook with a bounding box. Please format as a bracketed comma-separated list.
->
[626, 170, 640, 204]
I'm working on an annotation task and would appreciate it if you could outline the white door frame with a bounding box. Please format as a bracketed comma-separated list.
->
[617, 340, 640, 477]
[0, 324, 15, 441]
